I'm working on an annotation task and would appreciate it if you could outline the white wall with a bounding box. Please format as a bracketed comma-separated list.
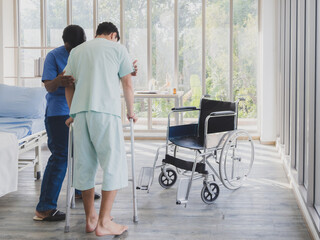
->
[258, 0, 277, 143]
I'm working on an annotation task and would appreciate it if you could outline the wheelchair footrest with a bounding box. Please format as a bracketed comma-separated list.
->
[176, 178, 190, 205]
[137, 167, 153, 190]
[163, 154, 208, 174]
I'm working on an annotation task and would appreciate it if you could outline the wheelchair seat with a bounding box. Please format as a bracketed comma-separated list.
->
[169, 135, 204, 150]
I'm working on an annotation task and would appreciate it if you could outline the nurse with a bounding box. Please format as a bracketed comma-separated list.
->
[34, 25, 90, 222]
[64, 22, 137, 236]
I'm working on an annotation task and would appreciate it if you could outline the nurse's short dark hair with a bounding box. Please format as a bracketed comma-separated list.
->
[96, 22, 120, 42]
[62, 25, 86, 49]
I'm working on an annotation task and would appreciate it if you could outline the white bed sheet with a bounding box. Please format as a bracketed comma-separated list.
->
[0, 132, 18, 197]
[0, 117, 45, 140]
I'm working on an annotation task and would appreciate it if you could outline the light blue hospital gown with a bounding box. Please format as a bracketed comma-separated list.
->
[64, 38, 133, 191]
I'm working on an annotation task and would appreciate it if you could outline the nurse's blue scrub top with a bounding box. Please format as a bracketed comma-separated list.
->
[41, 46, 70, 117]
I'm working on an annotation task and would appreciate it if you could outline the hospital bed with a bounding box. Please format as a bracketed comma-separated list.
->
[0, 84, 47, 197]
[64, 119, 138, 233]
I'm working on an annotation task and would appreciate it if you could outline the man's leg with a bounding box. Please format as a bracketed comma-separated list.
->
[86, 112, 128, 236]
[95, 190, 128, 236]
[81, 188, 98, 233]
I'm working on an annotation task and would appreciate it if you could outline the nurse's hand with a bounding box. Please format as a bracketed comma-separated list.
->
[58, 71, 75, 87]
[65, 117, 74, 127]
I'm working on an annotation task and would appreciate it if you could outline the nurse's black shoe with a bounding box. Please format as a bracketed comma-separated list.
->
[33, 209, 66, 221]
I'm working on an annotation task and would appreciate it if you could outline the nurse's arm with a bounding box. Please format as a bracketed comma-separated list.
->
[43, 72, 75, 93]
[65, 84, 75, 127]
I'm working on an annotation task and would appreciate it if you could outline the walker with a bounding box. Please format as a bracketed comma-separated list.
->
[64, 119, 138, 233]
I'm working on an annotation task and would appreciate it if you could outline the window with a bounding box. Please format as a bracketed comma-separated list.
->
[152, 0, 174, 91]
[150, 0, 175, 128]
[19, 0, 41, 87]
[98, 0, 120, 30]
[124, 0, 148, 129]
[72, 0, 94, 40]
[179, 0, 202, 119]
[206, 0, 230, 102]
[19, 0, 41, 46]
[124, 0, 147, 91]
[233, 0, 258, 118]
[15, 0, 259, 127]
[47, 0, 67, 47]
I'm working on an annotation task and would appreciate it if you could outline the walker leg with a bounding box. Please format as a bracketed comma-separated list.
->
[65, 124, 74, 233]
[130, 119, 139, 223]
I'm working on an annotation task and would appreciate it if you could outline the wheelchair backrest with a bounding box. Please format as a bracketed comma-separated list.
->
[198, 98, 237, 143]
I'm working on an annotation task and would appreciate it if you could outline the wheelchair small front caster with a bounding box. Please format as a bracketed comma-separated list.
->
[201, 182, 219, 204]
[158, 168, 177, 189]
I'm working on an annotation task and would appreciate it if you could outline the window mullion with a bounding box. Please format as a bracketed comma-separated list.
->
[93, 0, 98, 38]
[41, 0, 46, 52]
[229, 0, 233, 101]
[120, 0, 124, 45]
[174, 0, 178, 90]
[202, 0, 206, 95]
[147, 0, 152, 85]
[67, 0, 72, 25]
[15, 0, 20, 86]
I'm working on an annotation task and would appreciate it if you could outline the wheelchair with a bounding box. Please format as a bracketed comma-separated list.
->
[137, 96, 254, 206]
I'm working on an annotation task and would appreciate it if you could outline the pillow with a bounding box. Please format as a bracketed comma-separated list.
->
[0, 84, 47, 119]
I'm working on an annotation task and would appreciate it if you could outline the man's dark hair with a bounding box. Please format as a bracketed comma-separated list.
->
[96, 22, 120, 41]
[62, 25, 86, 49]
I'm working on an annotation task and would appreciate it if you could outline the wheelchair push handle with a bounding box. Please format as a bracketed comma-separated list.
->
[209, 110, 236, 117]
[171, 106, 198, 112]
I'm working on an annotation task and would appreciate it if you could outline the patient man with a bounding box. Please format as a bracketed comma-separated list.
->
[64, 22, 138, 236]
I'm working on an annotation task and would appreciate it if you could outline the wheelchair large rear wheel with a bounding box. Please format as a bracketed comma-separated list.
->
[158, 168, 177, 189]
[201, 182, 219, 204]
[219, 130, 254, 190]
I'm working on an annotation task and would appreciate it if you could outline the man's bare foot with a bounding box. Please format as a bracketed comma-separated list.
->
[86, 215, 114, 233]
[95, 219, 128, 236]
[86, 214, 99, 233]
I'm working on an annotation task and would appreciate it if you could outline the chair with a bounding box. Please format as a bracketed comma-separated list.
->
[137, 96, 254, 206]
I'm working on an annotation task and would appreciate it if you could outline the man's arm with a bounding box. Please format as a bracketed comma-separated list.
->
[121, 73, 137, 123]
[65, 84, 75, 109]
[43, 72, 75, 93]
[64, 84, 75, 127]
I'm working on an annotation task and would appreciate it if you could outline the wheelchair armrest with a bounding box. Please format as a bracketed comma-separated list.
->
[209, 111, 235, 117]
[171, 106, 199, 112]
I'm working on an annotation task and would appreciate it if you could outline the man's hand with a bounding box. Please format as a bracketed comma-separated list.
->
[65, 117, 74, 127]
[131, 60, 138, 77]
[127, 113, 138, 123]
[58, 71, 75, 87]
